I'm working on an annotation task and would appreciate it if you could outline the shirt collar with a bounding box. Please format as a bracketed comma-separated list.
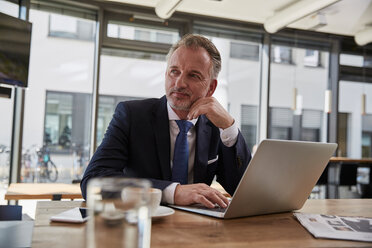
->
[167, 102, 198, 125]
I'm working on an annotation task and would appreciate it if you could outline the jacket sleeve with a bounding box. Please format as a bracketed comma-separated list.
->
[80, 102, 174, 199]
[80, 102, 130, 199]
[216, 131, 251, 196]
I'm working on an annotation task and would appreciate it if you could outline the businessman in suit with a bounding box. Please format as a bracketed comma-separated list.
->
[81, 34, 251, 208]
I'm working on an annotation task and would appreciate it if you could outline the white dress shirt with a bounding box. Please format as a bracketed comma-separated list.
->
[162, 103, 239, 204]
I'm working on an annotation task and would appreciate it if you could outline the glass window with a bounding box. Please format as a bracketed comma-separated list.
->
[44, 91, 91, 152]
[362, 115, 370, 161]
[340, 54, 364, 67]
[48, 13, 95, 41]
[156, 32, 173, 44]
[339, 81, 372, 157]
[304, 49, 321, 67]
[0, 90, 13, 187]
[362, 130, 372, 158]
[107, 21, 179, 44]
[97, 49, 167, 146]
[241, 105, 258, 150]
[301, 109, 323, 141]
[272, 45, 293, 64]
[269, 45, 329, 142]
[0, 0, 18, 197]
[45, 92, 73, 147]
[96, 95, 143, 146]
[230, 42, 259, 61]
[337, 112, 348, 157]
[201, 36, 261, 152]
[269, 107, 293, 140]
[363, 56, 372, 68]
[20, 8, 96, 183]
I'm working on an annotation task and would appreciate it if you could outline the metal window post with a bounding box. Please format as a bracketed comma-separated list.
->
[9, 0, 30, 185]
[89, 8, 103, 156]
[258, 33, 271, 143]
[327, 39, 340, 144]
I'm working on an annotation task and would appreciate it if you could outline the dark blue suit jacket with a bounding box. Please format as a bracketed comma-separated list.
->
[81, 96, 251, 199]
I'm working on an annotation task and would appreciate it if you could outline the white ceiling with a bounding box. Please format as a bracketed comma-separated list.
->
[104, 0, 372, 37]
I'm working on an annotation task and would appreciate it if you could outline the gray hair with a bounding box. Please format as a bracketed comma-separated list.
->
[166, 34, 221, 79]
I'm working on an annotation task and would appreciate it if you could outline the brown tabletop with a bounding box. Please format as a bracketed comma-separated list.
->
[5, 183, 82, 200]
[330, 157, 372, 164]
[32, 199, 372, 248]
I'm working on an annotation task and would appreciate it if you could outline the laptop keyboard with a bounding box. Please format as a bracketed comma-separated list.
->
[192, 205, 227, 213]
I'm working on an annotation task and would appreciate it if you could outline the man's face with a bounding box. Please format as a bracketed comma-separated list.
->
[165, 46, 216, 112]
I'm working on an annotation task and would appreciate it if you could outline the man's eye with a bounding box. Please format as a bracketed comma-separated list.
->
[190, 74, 201, 80]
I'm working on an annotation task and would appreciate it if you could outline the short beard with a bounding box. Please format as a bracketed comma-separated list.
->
[166, 87, 193, 111]
[166, 96, 191, 111]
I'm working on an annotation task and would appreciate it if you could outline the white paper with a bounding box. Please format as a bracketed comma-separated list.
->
[294, 212, 372, 242]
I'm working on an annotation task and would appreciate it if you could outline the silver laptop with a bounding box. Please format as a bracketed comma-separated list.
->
[170, 139, 337, 219]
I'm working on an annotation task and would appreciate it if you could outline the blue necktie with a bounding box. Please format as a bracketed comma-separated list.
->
[172, 120, 193, 185]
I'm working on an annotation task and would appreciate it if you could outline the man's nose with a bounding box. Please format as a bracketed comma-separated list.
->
[174, 73, 187, 88]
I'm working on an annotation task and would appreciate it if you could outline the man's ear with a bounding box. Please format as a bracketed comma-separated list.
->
[206, 79, 217, 97]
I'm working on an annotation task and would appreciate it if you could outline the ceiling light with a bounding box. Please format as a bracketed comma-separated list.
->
[304, 13, 327, 30]
[264, 0, 340, 34]
[324, 90, 332, 114]
[155, 0, 183, 19]
[355, 27, 372, 46]
[361, 93, 366, 115]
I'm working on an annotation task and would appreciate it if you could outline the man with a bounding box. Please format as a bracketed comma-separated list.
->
[81, 34, 251, 208]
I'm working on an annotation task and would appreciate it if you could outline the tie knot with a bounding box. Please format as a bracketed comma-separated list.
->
[176, 120, 193, 133]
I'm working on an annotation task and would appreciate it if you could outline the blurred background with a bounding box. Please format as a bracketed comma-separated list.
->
[0, 0, 371, 211]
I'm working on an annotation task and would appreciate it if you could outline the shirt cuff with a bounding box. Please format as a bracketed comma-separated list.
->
[162, 182, 180, 204]
[219, 120, 239, 147]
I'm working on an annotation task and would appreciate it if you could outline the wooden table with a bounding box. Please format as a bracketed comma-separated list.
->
[5, 183, 82, 201]
[330, 157, 372, 164]
[327, 157, 372, 198]
[32, 199, 372, 248]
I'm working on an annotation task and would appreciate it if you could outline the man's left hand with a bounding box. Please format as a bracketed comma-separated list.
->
[187, 97, 234, 129]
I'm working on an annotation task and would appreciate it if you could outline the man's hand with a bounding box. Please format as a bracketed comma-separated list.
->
[174, 183, 229, 208]
[187, 97, 234, 129]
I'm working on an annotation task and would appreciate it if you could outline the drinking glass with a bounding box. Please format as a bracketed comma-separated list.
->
[86, 178, 151, 248]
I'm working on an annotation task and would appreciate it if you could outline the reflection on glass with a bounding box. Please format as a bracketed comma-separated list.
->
[211, 37, 261, 152]
[20, 9, 96, 183]
[107, 21, 179, 44]
[269, 45, 329, 142]
[304, 50, 321, 67]
[49, 13, 95, 41]
[272, 45, 293, 64]
[97, 49, 166, 146]
[0, 0, 18, 191]
[339, 81, 372, 158]
[241, 105, 258, 150]
[97, 95, 143, 147]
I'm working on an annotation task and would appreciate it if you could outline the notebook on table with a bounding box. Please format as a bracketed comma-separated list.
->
[170, 139, 337, 219]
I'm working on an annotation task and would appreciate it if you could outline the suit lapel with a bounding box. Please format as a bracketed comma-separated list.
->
[194, 115, 211, 183]
[151, 96, 172, 180]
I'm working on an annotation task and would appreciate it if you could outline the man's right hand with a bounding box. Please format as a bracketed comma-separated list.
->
[174, 183, 229, 208]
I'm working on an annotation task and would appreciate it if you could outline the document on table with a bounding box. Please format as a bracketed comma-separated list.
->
[294, 213, 372, 242]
